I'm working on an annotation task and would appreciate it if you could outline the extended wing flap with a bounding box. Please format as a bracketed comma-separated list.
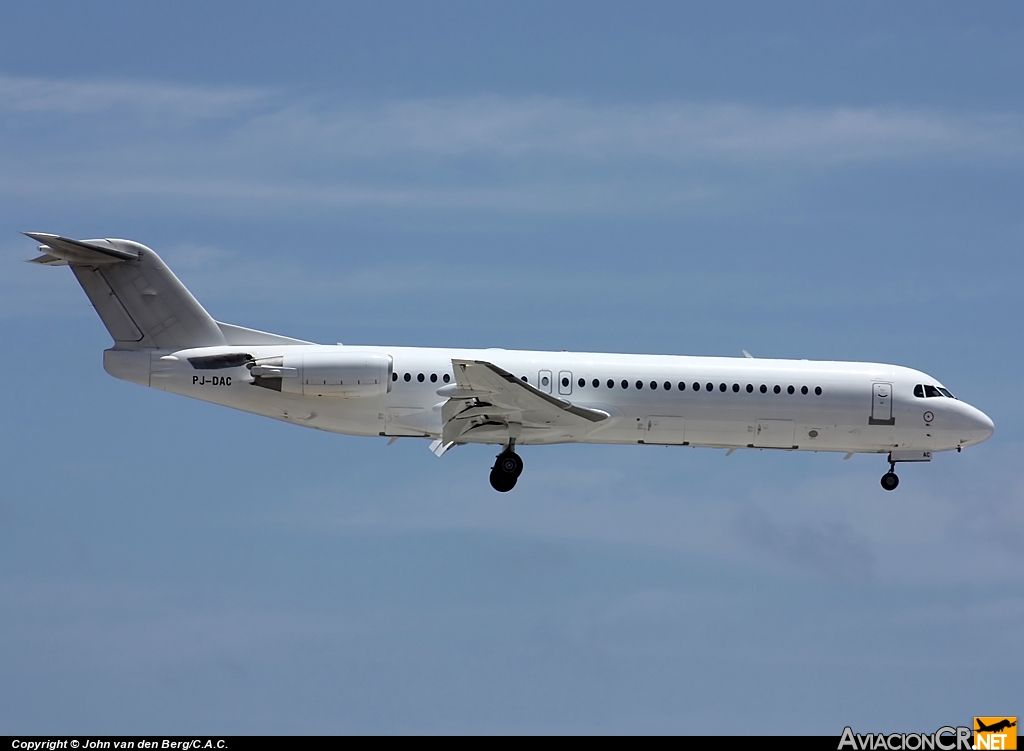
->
[446, 359, 609, 437]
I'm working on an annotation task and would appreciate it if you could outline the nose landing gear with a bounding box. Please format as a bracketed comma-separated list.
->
[489, 445, 524, 492]
[880, 461, 899, 491]
[880, 471, 899, 491]
[880, 451, 931, 491]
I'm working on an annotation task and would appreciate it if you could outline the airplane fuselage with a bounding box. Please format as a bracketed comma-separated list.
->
[106, 343, 994, 455]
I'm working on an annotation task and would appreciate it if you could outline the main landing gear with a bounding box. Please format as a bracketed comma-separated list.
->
[880, 461, 900, 491]
[489, 444, 524, 492]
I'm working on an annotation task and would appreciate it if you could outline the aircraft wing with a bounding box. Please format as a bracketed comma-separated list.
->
[435, 359, 609, 450]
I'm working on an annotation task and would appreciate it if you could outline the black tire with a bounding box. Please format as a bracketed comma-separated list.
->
[496, 451, 524, 478]
[880, 472, 899, 491]
[489, 468, 517, 492]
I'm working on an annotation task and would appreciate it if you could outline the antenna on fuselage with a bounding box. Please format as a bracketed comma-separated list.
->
[742, 350, 754, 359]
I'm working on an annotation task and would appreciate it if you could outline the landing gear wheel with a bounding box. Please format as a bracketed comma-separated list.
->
[489, 449, 524, 492]
[489, 467, 518, 492]
[497, 451, 523, 478]
[880, 472, 899, 491]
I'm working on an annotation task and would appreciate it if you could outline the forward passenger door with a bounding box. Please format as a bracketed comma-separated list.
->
[870, 382, 895, 425]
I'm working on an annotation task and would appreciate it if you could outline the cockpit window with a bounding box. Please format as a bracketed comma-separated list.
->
[915, 383, 955, 398]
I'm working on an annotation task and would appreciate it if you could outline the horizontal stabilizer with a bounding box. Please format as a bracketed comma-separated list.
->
[25, 232, 139, 264]
[28, 253, 69, 266]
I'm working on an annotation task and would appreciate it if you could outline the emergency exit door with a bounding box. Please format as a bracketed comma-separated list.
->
[538, 370, 553, 394]
[558, 371, 573, 395]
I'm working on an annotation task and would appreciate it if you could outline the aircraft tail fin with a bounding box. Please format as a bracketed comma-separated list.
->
[26, 232, 228, 351]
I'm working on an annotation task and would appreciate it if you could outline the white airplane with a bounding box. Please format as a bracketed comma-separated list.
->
[27, 233, 994, 492]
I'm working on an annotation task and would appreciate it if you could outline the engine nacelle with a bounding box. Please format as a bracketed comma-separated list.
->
[251, 351, 392, 397]
[289, 351, 392, 397]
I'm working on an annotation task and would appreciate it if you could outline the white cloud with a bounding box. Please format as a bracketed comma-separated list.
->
[1, 74, 1022, 217]
[236, 97, 1024, 164]
[2, 172, 713, 214]
[1, 73, 1021, 165]
[0, 74, 267, 120]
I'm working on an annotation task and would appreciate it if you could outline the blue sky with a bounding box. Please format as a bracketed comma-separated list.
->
[2, 1, 1022, 734]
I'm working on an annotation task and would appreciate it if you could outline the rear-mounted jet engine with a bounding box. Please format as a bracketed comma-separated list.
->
[249, 351, 393, 397]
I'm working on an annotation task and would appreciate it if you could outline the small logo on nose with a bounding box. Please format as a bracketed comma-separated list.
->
[924, 411, 934, 423]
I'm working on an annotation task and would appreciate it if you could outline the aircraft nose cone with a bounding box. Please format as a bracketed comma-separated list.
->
[963, 405, 994, 446]
[975, 409, 995, 441]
